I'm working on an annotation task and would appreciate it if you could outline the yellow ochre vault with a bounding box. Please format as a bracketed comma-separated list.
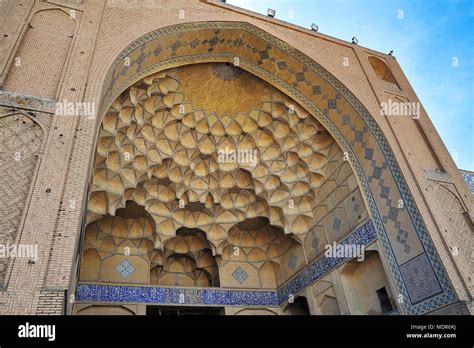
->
[0, 0, 472, 316]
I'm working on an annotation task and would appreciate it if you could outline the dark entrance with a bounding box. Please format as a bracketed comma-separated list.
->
[146, 306, 224, 316]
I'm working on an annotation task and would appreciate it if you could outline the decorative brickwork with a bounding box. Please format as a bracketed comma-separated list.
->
[3, 9, 76, 98]
[0, 112, 43, 287]
[35, 289, 65, 315]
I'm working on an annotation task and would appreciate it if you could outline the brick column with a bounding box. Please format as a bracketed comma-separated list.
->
[0, 1, 105, 315]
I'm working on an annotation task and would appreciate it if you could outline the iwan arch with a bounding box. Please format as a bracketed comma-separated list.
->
[0, 0, 472, 316]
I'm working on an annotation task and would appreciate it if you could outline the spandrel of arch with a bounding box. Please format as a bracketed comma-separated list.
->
[3, 9, 76, 99]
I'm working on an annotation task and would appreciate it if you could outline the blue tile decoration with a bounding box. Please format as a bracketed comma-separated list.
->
[76, 283, 279, 307]
[116, 260, 135, 278]
[399, 253, 443, 304]
[77, 220, 376, 308]
[288, 254, 297, 271]
[460, 170, 474, 193]
[396, 230, 410, 254]
[364, 148, 374, 160]
[232, 266, 249, 284]
[380, 185, 390, 199]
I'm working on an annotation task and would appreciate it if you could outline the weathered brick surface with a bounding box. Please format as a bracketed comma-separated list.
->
[35, 289, 65, 315]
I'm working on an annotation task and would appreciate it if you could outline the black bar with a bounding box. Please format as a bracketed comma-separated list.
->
[0, 315, 471, 347]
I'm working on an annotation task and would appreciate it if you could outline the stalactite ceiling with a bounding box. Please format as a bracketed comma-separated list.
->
[85, 62, 345, 259]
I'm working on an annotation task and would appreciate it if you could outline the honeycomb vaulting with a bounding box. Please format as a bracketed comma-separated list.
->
[86, 63, 341, 256]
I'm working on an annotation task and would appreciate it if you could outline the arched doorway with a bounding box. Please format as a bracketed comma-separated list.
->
[284, 296, 311, 315]
[74, 22, 455, 315]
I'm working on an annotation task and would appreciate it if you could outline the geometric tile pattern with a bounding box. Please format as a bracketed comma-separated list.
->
[95, 22, 456, 314]
[76, 283, 279, 307]
[399, 253, 443, 304]
[287, 254, 297, 271]
[116, 260, 135, 278]
[460, 170, 474, 193]
[232, 266, 248, 284]
[396, 229, 410, 254]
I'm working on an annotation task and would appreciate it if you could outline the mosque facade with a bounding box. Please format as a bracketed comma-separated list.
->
[0, 0, 472, 315]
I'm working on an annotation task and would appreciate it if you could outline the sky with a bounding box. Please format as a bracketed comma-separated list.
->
[228, 0, 474, 171]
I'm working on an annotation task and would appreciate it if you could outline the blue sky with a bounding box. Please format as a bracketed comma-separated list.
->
[228, 0, 474, 171]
